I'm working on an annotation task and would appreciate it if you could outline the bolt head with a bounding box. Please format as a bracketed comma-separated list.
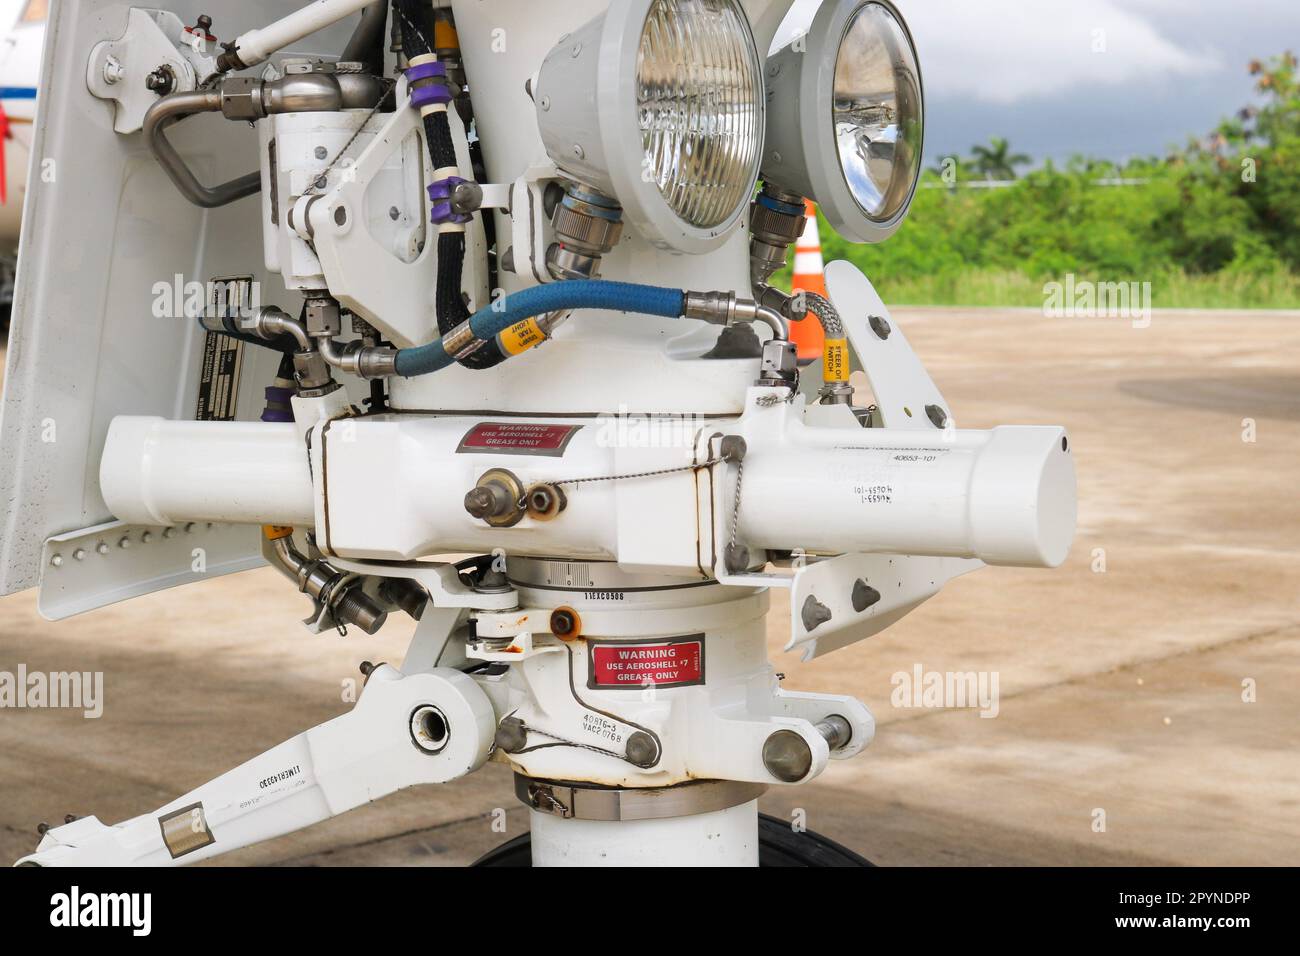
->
[495, 717, 528, 753]
[725, 543, 751, 573]
[549, 606, 580, 638]
[625, 731, 659, 768]
[464, 487, 496, 519]
[762, 729, 813, 782]
[720, 435, 747, 463]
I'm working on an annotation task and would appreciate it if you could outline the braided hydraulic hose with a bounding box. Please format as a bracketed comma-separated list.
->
[394, 0, 506, 369]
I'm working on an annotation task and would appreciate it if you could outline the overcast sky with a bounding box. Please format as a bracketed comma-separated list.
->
[774, 0, 1300, 166]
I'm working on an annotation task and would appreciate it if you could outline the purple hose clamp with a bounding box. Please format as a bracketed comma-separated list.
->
[260, 385, 295, 423]
[406, 62, 452, 111]
[429, 175, 472, 225]
[410, 82, 453, 110]
[404, 61, 447, 83]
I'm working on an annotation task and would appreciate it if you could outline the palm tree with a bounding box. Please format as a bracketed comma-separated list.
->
[969, 137, 1031, 180]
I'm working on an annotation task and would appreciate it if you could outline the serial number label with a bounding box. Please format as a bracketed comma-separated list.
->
[259, 765, 301, 789]
[581, 713, 625, 744]
[588, 636, 705, 689]
[855, 483, 894, 504]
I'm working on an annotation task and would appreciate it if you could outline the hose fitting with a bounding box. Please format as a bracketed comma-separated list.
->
[263, 526, 388, 635]
[546, 186, 624, 280]
[749, 183, 807, 287]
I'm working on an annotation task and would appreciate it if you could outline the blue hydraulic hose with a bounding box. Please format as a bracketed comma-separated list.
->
[393, 279, 687, 377]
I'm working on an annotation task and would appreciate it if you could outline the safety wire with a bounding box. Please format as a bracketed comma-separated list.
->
[300, 77, 398, 200]
[520, 451, 747, 560]
[521, 455, 727, 507]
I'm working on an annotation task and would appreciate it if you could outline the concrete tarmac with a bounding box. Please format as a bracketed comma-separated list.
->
[1, 307, 1297, 865]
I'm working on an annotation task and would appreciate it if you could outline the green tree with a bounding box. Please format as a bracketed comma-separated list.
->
[968, 137, 1031, 180]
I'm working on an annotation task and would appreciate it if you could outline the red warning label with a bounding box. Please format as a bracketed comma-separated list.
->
[457, 421, 581, 457]
[588, 637, 705, 689]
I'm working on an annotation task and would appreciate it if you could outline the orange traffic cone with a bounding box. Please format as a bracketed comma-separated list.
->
[789, 199, 826, 363]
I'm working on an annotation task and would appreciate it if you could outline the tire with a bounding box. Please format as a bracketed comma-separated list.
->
[472, 813, 873, 867]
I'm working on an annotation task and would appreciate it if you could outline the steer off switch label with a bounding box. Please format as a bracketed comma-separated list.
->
[588, 636, 705, 690]
[457, 421, 582, 457]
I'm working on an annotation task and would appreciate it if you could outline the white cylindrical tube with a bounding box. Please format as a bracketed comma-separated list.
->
[230, 0, 376, 70]
[99, 416, 315, 526]
[739, 423, 1076, 568]
[529, 801, 759, 867]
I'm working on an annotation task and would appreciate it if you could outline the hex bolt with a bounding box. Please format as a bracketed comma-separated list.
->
[625, 731, 659, 768]
[464, 486, 502, 520]
[720, 435, 747, 463]
[118, 536, 131, 549]
[851, 579, 881, 612]
[762, 729, 813, 782]
[495, 716, 528, 753]
[95, 542, 109, 555]
[72, 549, 85, 561]
[801, 594, 832, 632]
[144, 65, 176, 95]
[869, 315, 891, 339]
[925, 404, 948, 429]
[549, 606, 580, 639]
[49, 554, 63, 568]
[525, 483, 566, 520]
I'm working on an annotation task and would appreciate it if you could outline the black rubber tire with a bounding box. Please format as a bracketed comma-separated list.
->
[472, 812, 873, 867]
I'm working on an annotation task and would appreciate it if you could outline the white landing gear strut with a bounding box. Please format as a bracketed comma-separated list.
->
[18, 665, 495, 866]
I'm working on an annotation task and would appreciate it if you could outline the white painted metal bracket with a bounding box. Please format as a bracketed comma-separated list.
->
[508, 163, 562, 284]
[712, 261, 985, 658]
[307, 87, 489, 347]
[38, 520, 264, 621]
[86, 9, 217, 134]
[786, 552, 980, 660]
[825, 257, 954, 431]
